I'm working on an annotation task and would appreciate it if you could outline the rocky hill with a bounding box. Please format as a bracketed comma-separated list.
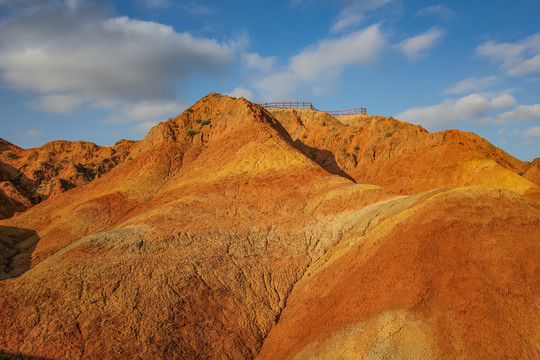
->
[0, 94, 538, 359]
[0, 138, 135, 219]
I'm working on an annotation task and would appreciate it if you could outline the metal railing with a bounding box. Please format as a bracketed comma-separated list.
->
[259, 101, 366, 116]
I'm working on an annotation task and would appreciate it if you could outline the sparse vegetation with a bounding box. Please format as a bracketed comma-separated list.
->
[200, 119, 211, 126]
[33, 169, 44, 181]
[385, 131, 393, 137]
[186, 128, 198, 136]
[6, 152, 20, 159]
[518, 172, 524, 176]
[195, 119, 202, 124]
[353, 146, 360, 151]
[186, 108, 194, 113]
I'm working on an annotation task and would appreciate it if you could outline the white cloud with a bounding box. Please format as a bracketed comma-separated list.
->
[444, 76, 497, 94]
[395, 93, 516, 131]
[395, 27, 444, 60]
[22, 129, 43, 137]
[32, 94, 84, 114]
[251, 25, 386, 101]
[242, 52, 276, 74]
[524, 126, 540, 138]
[0, 1, 235, 105]
[228, 87, 254, 100]
[111, 100, 188, 123]
[331, 0, 395, 33]
[498, 128, 521, 144]
[133, 121, 160, 134]
[290, 24, 386, 81]
[253, 71, 299, 101]
[490, 94, 517, 109]
[139, 0, 170, 9]
[477, 32, 540, 76]
[497, 104, 540, 123]
[416, 4, 455, 21]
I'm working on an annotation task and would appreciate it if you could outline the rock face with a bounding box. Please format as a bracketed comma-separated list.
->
[270, 108, 540, 201]
[0, 94, 538, 359]
[0, 138, 135, 219]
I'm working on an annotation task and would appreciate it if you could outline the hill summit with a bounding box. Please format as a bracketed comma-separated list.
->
[0, 94, 539, 359]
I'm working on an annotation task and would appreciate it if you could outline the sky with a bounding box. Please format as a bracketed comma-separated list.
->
[0, 0, 539, 161]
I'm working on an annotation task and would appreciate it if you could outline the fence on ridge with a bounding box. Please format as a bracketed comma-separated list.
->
[258, 101, 367, 116]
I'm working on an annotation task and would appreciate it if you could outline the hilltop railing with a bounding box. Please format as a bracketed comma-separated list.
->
[259, 101, 366, 116]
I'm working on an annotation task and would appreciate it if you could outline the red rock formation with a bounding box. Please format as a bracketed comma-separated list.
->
[0, 138, 135, 219]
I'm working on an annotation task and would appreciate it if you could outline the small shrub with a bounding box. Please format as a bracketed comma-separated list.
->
[6, 152, 20, 159]
[195, 119, 202, 124]
[302, 134, 308, 139]
[186, 128, 198, 136]
[345, 152, 351, 157]
[518, 172, 524, 176]
[200, 119, 211, 126]
[385, 131, 392, 137]
[353, 146, 360, 151]
[459, 142, 464, 145]
[128, 157, 133, 161]
[185, 108, 194, 113]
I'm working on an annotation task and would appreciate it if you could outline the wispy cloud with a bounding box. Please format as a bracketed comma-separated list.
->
[22, 129, 43, 137]
[444, 76, 497, 94]
[242, 53, 276, 74]
[416, 4, 455, 21]
[477, 32, 540, 76]
[395, 27, 444, 60]
[110, 100, 188, 124]
[251, 24, 386, 100]
[395, 93, 516, 131]
[524, 126, 540, 138]
[31, 94, 83, 114]
[497, 104, 540, 123]
[139, 0, 170, 9]
[228, 87, 254, 100]
[330, 0, 395, 33]
[291, 24, 385, 80]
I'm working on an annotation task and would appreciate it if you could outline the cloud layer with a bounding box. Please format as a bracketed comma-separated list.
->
[395, 93, 516, 130]
[477, 33, 540, 76]
[0, 0, 235, 127]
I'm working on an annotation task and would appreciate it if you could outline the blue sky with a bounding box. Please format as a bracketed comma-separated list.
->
[1, 0, 539, 161]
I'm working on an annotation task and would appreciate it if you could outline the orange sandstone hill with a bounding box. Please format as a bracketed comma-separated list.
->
[0, 94, 538, 359]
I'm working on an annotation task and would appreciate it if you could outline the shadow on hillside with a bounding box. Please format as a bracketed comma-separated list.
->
[0, 226, 40, 280]
[0, 350, 53, 360]
[293, 140, 356, 183]
[0, 189, 29, 220]
[0, 162, 42, 220]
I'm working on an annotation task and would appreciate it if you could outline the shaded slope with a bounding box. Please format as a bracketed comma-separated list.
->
[269, 108, 540, 201]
